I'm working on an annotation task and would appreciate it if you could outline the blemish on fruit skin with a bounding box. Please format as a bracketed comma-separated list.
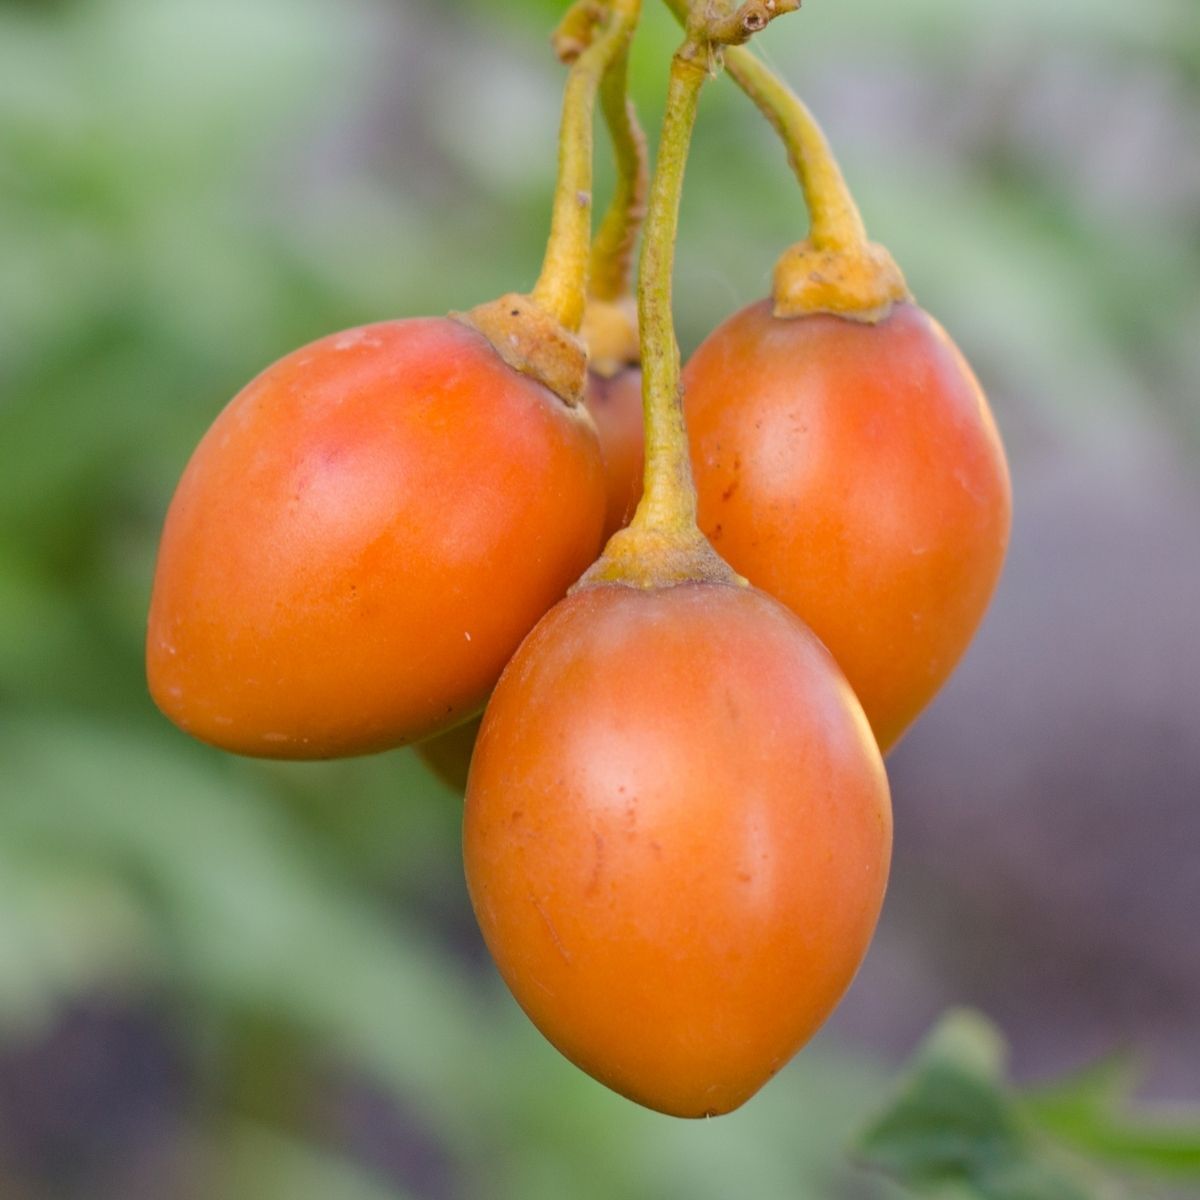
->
[586, 832, 605, 895]
[530, 895, 572, 964]
[529, 974, 555, 998]
[332, 328, 381, 352]
[954, 463, 990, 504]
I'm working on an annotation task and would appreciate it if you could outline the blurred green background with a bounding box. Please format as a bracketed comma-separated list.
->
[1, 0, 1198, 1197]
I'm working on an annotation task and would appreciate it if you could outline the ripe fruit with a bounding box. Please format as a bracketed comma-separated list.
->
[414, 360, 644, 789]
[147, 316, 606, 758]
[683, 300, 1011, 751]
[587, 365, 644, 538]
[464, 579, 892, 1117]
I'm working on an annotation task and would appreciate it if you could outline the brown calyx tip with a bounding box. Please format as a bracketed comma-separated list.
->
[453, 293, 588, 406]
[772, 239, 911, 324]
[575, 525, 746, 592]
[581, 296, 641, 379]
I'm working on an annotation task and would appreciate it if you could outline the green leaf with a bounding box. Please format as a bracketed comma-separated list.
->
[856, 1011, 1097, 1200]
[1024, 1058, 1200, 1178]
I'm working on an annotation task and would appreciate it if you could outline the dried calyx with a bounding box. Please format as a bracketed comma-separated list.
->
[455, 1, 642, 405]
[455, 295, 589, 407]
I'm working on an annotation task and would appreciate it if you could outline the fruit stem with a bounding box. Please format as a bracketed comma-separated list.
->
[660, 0, 910, 321]
[582, 0, 797, 589]
[589, 40, 648, 305]
[557, 4, 646, 375]
[551, 0, 606, 63]
[724, 46, 864, 252]
[629, 47, 705, 540]
[532, 0, 642, 333]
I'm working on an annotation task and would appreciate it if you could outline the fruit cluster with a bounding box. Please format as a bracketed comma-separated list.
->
[146, 0, 1010, 1118]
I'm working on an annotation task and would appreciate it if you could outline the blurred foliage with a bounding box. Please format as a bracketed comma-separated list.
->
[859, 1012, 1200, 1200]
[0, 0, 1197, 1196]
[859, 1013, 1100, 1200]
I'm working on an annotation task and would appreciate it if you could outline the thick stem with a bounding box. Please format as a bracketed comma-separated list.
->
[579, 32, 646, 376]
[723, 47, 865, 252]
[556, 1, 648, 373]
[630, 50, 705, 540]
[531, 1, 641, 332]
[456, 1, 639, 403]
[589, 42, 648, 304]
[660, 0, 909, 320]
[582, 1, 798, 589]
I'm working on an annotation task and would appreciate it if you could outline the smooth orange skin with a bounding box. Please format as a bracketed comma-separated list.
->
[464, 582, 892, 1117]
[683, 300, 1011, 752]
[587, 366, 645, 539]
[147, 318, 606, 759]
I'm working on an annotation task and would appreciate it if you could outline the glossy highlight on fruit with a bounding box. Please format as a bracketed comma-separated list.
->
[147, 317, 607, 759]
[464, 580, 892, 1117]
[684, 300, 1011, 751]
